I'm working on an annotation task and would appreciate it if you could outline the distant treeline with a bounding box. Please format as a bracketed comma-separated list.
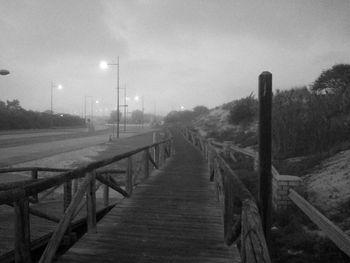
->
[0, 99, 84, 130]
[164, 106, 209, 125]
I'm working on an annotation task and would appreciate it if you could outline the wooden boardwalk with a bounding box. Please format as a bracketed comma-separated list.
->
[57, 131, 240, 263]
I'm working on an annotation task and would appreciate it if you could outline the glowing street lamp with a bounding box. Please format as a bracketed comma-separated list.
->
[50, 81, 63, 127]
[99, 57, 120, 139]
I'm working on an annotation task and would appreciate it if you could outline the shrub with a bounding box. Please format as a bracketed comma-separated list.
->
[228, 94, 258, 126]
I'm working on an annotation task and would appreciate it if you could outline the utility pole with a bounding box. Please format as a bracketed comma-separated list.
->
[142, 95, 144, 128]
[116, 56, 120, 139]
[124, 84, 127, 132]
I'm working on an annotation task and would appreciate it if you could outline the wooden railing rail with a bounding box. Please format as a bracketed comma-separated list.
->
[182, 126, 350, 260]
[0, 133, 173, 263]
[180, 127, 271, 263]
[289, 189, 350, 257]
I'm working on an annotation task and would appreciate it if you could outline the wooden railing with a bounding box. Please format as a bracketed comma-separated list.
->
[181, 127, 271, 263]
[182, 127, 350, 259]
[0, 133, 173, 263]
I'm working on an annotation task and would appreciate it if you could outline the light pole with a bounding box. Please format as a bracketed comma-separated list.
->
[100, 57, 120, 139]
[120, 84, 128, 132]
[134, 95, 145, 127]
[50, 81, 63, 127]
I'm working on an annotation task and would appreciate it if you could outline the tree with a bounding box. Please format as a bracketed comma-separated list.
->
[6, 99, 22, 111]
[228, 93, 258, 126]
[312, 64, 350, 94]
[193, 105, 209, 117]
[131, 110, 143, 124]
[109, 110, 122, 123]
[312, 64, 350, 115]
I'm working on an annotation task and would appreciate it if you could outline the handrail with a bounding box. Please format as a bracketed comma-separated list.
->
[0, 138, 171, 204]
[289, 189, 350, 257]
[180, 126, 271, 263]
[1, 132, 174, 263]
[182, 126, 350, 260]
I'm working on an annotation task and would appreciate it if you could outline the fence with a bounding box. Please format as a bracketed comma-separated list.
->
[0, 133, 173, 263]
[182, 126, 350, 259]
[181, 127, 271, 263]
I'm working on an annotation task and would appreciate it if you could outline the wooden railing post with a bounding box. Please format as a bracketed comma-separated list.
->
[126, 157, 133, 195]
[63, 179, 72, 212]
[39, 173, 93, 263]
[14, 197, 32, 263]
[86, 172, 97, 233]
[73, 178, 79, 193]
[223, 141, 232, 159]
[103, 183, 109, 207]
[144, 149, 150, 179]
[258, 71, 273, 250]
[31, 169, 39, 203]
[207, 138, 214, 181]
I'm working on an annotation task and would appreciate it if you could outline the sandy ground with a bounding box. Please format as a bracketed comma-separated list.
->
[305, 149, 350, 214]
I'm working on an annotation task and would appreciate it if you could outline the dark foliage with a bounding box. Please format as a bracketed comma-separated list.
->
[0, 99, 84, 130]
[228, 93, 258, 126]
[271, 208, 349, 263]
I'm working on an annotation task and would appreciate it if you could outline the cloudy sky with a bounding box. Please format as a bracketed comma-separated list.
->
[1, 0, 350, 116]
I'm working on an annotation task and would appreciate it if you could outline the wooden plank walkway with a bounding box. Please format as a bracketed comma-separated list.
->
[57, 131, 240, 263]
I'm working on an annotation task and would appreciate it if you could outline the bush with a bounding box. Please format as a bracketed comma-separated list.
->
[228, 94, 258, 126]
[0, 99, 84, 130]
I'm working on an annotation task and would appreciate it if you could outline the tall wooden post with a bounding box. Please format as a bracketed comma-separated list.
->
[126, 157, 133, 195]
[258, 71, 272, 250]
[63, 179, 72, 212]
[14, 197, 32, 263]
[144, 149, 150, 179]
[31, 169, 38, 203]
[103, 183, 109, 207]
[86, 172, 96, 233]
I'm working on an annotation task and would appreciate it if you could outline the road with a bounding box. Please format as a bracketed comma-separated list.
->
[0, 125, 153, 167]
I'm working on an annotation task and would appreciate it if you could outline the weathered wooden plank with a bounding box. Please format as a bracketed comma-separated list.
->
[241, 199, 271, 263]
[0, 139, 171, 205]
[86, 172, 96, 233]
[55, 130, 239, 263]
[14, 197, 32, 263]
[126, 157, 133, 195]
[96, 174, 129, 197]
[143, 149, 150, 179]
[64, 179, 72, 212]
[289, 189, 350, 257]
[39, 173, 93, 263]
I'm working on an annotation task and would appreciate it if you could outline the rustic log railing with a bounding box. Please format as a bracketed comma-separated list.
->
[182, 127, 350, 259]
[180, 127, 271, 263]
[0, 133, 173, 263]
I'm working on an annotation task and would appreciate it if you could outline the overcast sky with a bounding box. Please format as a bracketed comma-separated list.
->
[1, 0, 350, 116]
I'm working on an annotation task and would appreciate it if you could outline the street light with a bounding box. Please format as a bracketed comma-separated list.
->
[134, 94, 145, 128]
[99, 57, 120, 139]
[50, 81, 63, 127]
[119, 84, 128, 132]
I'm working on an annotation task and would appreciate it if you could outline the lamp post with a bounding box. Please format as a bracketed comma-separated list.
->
[120, 84, 128, 132]
[50, 81, 63, 127]
[134, 95, 145, 128]
[100, 57, 120, 139]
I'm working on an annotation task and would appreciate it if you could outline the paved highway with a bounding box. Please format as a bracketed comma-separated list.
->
[0, 125, 152, 167]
